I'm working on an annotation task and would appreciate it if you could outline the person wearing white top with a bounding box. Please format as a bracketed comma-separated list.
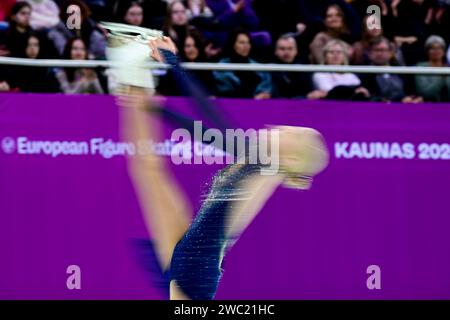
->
[313, 72, 361, 93]
[21, 0, 59, 30]
[310, 39, 369, 100]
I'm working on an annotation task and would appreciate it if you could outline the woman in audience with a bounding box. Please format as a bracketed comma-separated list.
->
[1, 2, 32, 57]
[158, 29, 216, 96]
[312, 39, 369, 100]
[48, 0, 106, 59]
[120, 1, 144, 26]
[352, 14, 405, 66]
[309, 4, 353, 64]
[181, 29, 215, 66]
[12, 33, 60, 92]
[415, 35, 450, 102]
[54, 37, 105, 94]
[163, 0, 195, 51]
[213, 29, 272, 99]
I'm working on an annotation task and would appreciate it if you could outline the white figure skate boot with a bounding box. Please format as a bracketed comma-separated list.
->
[101, 22, 164, 90]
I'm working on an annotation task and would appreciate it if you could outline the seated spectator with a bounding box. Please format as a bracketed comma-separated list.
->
[158, 29, 216, 96]
[180, 29, 216, 93]
[296, 0, 361, 39]
[0, 2, 32, 57]
[54, 37, 105, 94]
[415, 35, 450, 102]
[352, 15, 382, 65]
[0, 0, 16, 22]
[309, 4, 354, 64]
[206, 0, 259, 31]
[255, 0, 360, 43]
[271, 33, 315, 99]
[312, 39, 368, 100]
[390, 0, 428, 65]
[118, 1, 144, 26]
[361, 37, 422, 102]
[11, 32, 60, 92]
[352, 14, 405, 65]
[202, 1, 270, 57]
[163, 0, 195, 51]
[48, 0, 106, 59]
[213, 29, 272, 99]
[22, 0, 59, 30]
[163, 1, 222, 58]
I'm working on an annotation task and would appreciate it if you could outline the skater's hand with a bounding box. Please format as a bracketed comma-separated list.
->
[0, 81, 10, 92]
[307, 90, 327, 100]
[149, 36, 178, 62]
[233, 0, 245, 13]
[81, 69, 97, 81]
[402, 95, 423, 104]
[254, 92, 271, 100]
[355, 86, 370, 98]
[296, 23, 306, 35]
[205, 43, 221, 58]
[394, 36, 418, 47]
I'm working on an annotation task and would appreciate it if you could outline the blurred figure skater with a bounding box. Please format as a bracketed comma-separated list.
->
[118, 37, 329, 300]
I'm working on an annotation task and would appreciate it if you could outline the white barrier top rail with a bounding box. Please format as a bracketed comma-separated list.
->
[1, 56, 450, 75]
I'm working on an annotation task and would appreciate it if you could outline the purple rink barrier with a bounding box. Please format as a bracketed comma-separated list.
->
[0, 94, 450, 300]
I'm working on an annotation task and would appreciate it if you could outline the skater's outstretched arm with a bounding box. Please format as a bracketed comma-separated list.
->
[149, 38, 230, 132]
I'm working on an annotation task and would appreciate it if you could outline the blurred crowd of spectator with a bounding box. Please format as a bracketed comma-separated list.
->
[0, 0, 449, 102]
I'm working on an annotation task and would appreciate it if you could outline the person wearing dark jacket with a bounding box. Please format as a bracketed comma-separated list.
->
[0, 2, 33, 58]
[213, 29, 272, 99]
[360, 37, 422, 103]
[271, 34, 314, 99]
[11, 33, 60, 93]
